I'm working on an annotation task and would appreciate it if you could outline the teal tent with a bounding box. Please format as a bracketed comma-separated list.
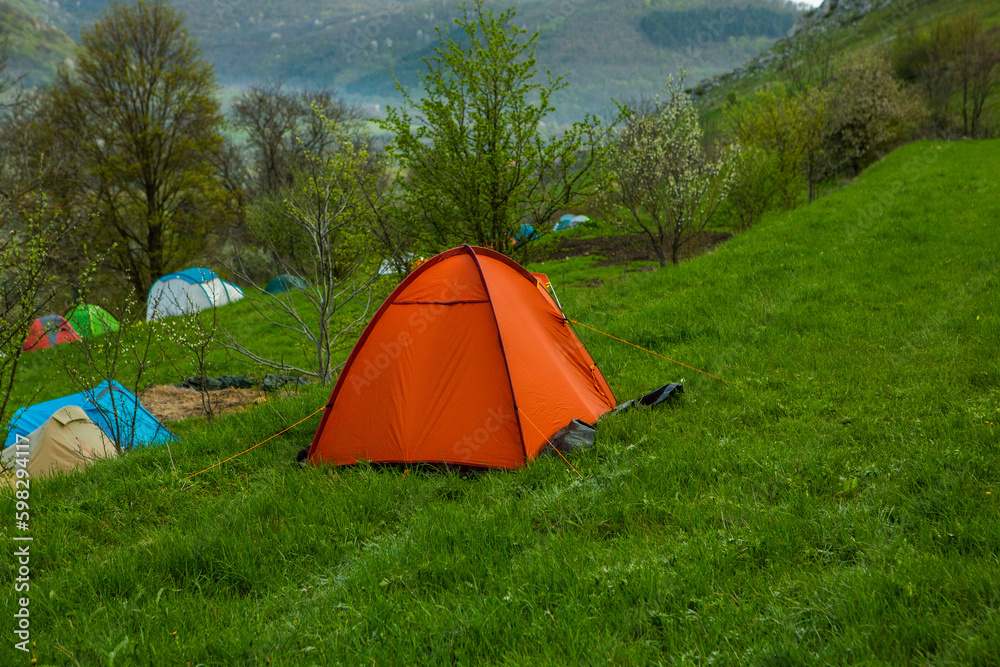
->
[265, 274, 308, 294]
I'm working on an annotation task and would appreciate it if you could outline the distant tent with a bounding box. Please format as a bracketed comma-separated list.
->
[146, 267, 244, 320]
[554, 214, 589, 232]
[514, 224, 538, 243]
[3, 380, 174, 449]
[22, 315, 81, 352]
[1, 406, 118, 481]
[307, 245, 616, 470]
[66, 304, 120, 338]
[264, 274, 308, 294]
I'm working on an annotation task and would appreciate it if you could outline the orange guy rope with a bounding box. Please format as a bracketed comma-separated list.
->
[518, 407, 584, 479]
[566, 318, 728, 384]
[184, 404, 327, 480]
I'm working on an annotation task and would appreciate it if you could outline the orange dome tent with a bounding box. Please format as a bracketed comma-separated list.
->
[308, 245, 616, 469]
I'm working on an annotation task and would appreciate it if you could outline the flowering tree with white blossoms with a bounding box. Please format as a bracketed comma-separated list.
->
[604, 74, 734, 266]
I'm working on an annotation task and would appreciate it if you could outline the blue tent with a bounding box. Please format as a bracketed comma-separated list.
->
[3, 380, 174, 449]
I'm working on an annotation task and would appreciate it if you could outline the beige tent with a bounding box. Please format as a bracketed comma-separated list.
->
[1, 406, 118, 481]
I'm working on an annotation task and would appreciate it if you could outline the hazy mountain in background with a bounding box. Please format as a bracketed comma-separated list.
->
[6, 0, 801, 121]
[0, 0, 75, 85]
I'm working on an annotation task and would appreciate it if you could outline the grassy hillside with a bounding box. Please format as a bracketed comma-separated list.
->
[696, 0, 1000, 127]
[2, 139, 999, 663]
[0, 1, 75, 85]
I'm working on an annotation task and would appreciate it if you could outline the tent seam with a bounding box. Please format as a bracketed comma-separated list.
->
[464, 245, 530, 464]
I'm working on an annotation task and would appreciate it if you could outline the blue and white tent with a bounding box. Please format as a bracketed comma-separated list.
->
[3, 380, 174, 449]
[554, 215, 590, 232]
[146, 267, 244, 320]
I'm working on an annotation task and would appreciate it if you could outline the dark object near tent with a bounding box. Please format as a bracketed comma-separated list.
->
[265, 274, 308, 294]
[546, 419, 597, 453]
[307, 245, 616, 470]
[547, 384, 683, 453]
[612, 383, 683, 414]
[22, 315, 81, 352]
[4, 380, 174, 449]
[66, 304, 120, 338]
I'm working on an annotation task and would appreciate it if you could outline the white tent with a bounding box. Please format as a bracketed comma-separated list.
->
[146, 268, 244, 320]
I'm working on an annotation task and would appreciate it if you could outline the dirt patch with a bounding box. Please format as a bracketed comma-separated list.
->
[538, 232, 732, 266]
[141, 385, 267, 423]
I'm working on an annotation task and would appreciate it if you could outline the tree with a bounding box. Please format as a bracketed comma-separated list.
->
[0, 26, 17, 102]
[378, 0, 605, 258]
[1, 35, 75, 430]
[0, 26, 35, 207]
[893, 13, 999, 137]
[1, 201, 79, 433]
[949, 12, 1000, 137]
[893, 20, 955, 134]
[603, 75, 733, 267]
[39, 0, 238, 298]
[788, 30, 836, 94]
[231, 82, 364, 197]
[798, 87, 831, 202]
[225, 115, 387, 384]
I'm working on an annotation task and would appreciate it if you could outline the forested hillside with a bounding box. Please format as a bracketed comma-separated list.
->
[9, 0, 802, 121]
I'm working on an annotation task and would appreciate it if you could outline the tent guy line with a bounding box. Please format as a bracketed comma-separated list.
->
[183, 404, 327, 481]
[182, 402, 590, 481]
[565, 318, 729, 384]
[518, 407, 584, 479]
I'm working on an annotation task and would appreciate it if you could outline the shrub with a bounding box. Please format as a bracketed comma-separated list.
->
[825, 54, 926, 176]
[725, 84, 828, 210]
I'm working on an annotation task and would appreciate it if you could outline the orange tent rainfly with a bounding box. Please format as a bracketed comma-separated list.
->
[308, 245, 616, 469]
[22, 315, 82, 352]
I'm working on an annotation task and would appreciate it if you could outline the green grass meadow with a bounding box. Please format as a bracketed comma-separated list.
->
[3, 139, 1000, 664]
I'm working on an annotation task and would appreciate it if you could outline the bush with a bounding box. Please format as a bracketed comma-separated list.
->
[825, 54, 926, 176]
[729, 143, 773, 232]
[725, 84, 828, 210]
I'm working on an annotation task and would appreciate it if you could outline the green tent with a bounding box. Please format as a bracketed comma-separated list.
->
[265, 274, 308, 294]
[66, 304, 120, 338]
